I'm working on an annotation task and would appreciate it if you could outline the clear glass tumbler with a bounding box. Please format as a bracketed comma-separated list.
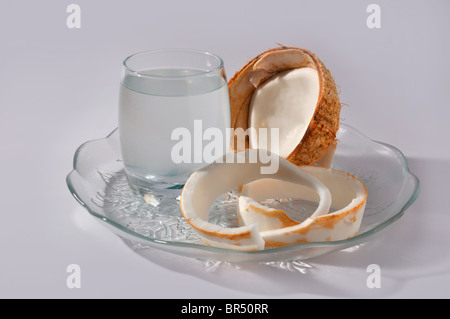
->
[118, 49, 230, 200]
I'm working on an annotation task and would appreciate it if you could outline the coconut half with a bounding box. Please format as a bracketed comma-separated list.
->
[228, 46, 341, 165]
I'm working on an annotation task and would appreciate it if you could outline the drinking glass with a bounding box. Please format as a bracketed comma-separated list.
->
[118, 49, 230, 201]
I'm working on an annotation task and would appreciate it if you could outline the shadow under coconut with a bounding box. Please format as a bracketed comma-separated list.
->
[121, 157, 448, 298]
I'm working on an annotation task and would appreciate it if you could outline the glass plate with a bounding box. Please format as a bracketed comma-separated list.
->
[66, 124, 420, 262]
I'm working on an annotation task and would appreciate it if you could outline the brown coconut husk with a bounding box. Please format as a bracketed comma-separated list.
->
[228, 46, 341, 166]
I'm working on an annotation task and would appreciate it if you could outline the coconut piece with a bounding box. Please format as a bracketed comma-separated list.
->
[238, 166, 367, 247]
[237, 196, 299, 232]
[228, 46, 341, 166]
[248, 67, 320, 158]
[179, 150, 332, 251]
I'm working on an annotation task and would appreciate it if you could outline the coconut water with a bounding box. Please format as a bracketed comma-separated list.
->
[119, 69, 230, 188]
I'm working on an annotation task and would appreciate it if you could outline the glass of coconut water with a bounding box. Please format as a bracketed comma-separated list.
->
[119, 49, 230, 199]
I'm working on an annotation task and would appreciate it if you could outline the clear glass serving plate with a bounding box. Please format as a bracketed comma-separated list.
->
[66, 124, 420, 262]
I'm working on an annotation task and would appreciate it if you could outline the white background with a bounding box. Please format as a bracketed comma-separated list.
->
[1, 0, 449, 298]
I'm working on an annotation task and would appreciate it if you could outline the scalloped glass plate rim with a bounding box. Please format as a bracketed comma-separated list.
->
[66, 124, 420, 257]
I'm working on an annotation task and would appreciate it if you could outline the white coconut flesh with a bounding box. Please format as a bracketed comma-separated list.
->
[238, 166, 368, 247]
[248, 67, 320, 158]
[180, 150, 332, 251]
[237, 196, 299, 232]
